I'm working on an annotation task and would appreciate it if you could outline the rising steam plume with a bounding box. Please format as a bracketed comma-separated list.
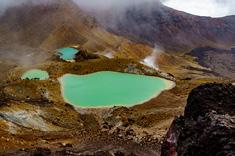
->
[0, 0, 234, 67]
[141, 45, 164, 70]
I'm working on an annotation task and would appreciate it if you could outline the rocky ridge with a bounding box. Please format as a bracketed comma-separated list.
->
[161, 83, 235, 156]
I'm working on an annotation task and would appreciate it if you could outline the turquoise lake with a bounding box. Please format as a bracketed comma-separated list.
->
[59, 71, 174, 108]
[21, 69, 49, 80]
[58, 47, 79, 61]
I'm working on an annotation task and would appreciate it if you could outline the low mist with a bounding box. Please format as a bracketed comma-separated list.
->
[0, 0, 234, 17]
[0, 0, 54, 15]
[74, 0, 235, 17]
[0, 46, 51, 67]
[72, 0, 159, 11]
[0, 0, 234, 68]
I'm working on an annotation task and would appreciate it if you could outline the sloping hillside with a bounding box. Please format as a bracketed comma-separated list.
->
[188, 47, 235, 78]
[93, 1, 235, 52]
[0, 0, 152, 59]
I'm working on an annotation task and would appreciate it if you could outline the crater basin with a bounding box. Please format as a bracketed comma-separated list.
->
[59, 71, 175, 108]
[58, 47, 79, 61]
[21, 69, 49, 80]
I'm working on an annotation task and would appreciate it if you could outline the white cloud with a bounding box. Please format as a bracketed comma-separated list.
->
[74, 0, 235, 17]
[72, 0, 159, 10]
[163, 0, 235, 17]
[0, 0, 234, 17]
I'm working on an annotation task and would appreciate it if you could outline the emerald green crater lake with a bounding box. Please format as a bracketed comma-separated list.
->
[59, 71, 175, 108]
[21, 69, 49, 80]
[58, 47, 79, 61]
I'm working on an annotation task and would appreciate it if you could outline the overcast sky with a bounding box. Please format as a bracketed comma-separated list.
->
[163, 0, 235, 17]
[74, 0, 235, 17]
[0, 0, 234, 17]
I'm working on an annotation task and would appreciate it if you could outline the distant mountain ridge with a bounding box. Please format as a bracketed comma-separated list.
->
[93, 1, 235, 52]
[0, 0, 153, 59]
[1, 0, 235, 53]
[0, 0, 96, 49]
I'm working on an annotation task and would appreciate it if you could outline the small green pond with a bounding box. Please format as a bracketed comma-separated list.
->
[59, 71, 174, 108]
[58, 47, 79, 61]
[21, 69, 49, 80]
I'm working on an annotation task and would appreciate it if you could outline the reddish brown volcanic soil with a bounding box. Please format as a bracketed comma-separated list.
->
[0, 1, 234, 156]
[0, 50, 227, 155]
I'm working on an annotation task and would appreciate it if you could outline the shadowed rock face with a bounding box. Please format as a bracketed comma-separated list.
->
[75, 49, 100, 62]
[96, 2, 235, 52]
[185, 83, 235, 119]
[161, 83, 235, 156]
[188, 47, 235, 79]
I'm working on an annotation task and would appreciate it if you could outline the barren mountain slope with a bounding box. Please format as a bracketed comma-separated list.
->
[94, 1, 235, 52]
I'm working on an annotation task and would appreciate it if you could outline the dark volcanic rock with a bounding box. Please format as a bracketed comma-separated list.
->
[31, 148, 52, 156]
[75, 49, 100, 62]
[161, 83, 235, 156]
[188, 47, 235, 78]
[185, 83, 235, 120]
[96, 2, 235, 52]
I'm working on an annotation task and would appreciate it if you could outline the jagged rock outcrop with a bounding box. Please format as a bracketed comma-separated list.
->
[161, 83, 235, 156]
[75, 49, 100, 62]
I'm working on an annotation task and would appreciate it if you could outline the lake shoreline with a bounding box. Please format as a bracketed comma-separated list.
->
[58, 71, 176, 108]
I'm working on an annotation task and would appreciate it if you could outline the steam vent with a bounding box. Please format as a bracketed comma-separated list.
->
[0, 0, 234, 155]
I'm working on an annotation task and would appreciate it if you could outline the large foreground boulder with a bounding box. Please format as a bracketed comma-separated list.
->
[161, 83, 235, 156]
